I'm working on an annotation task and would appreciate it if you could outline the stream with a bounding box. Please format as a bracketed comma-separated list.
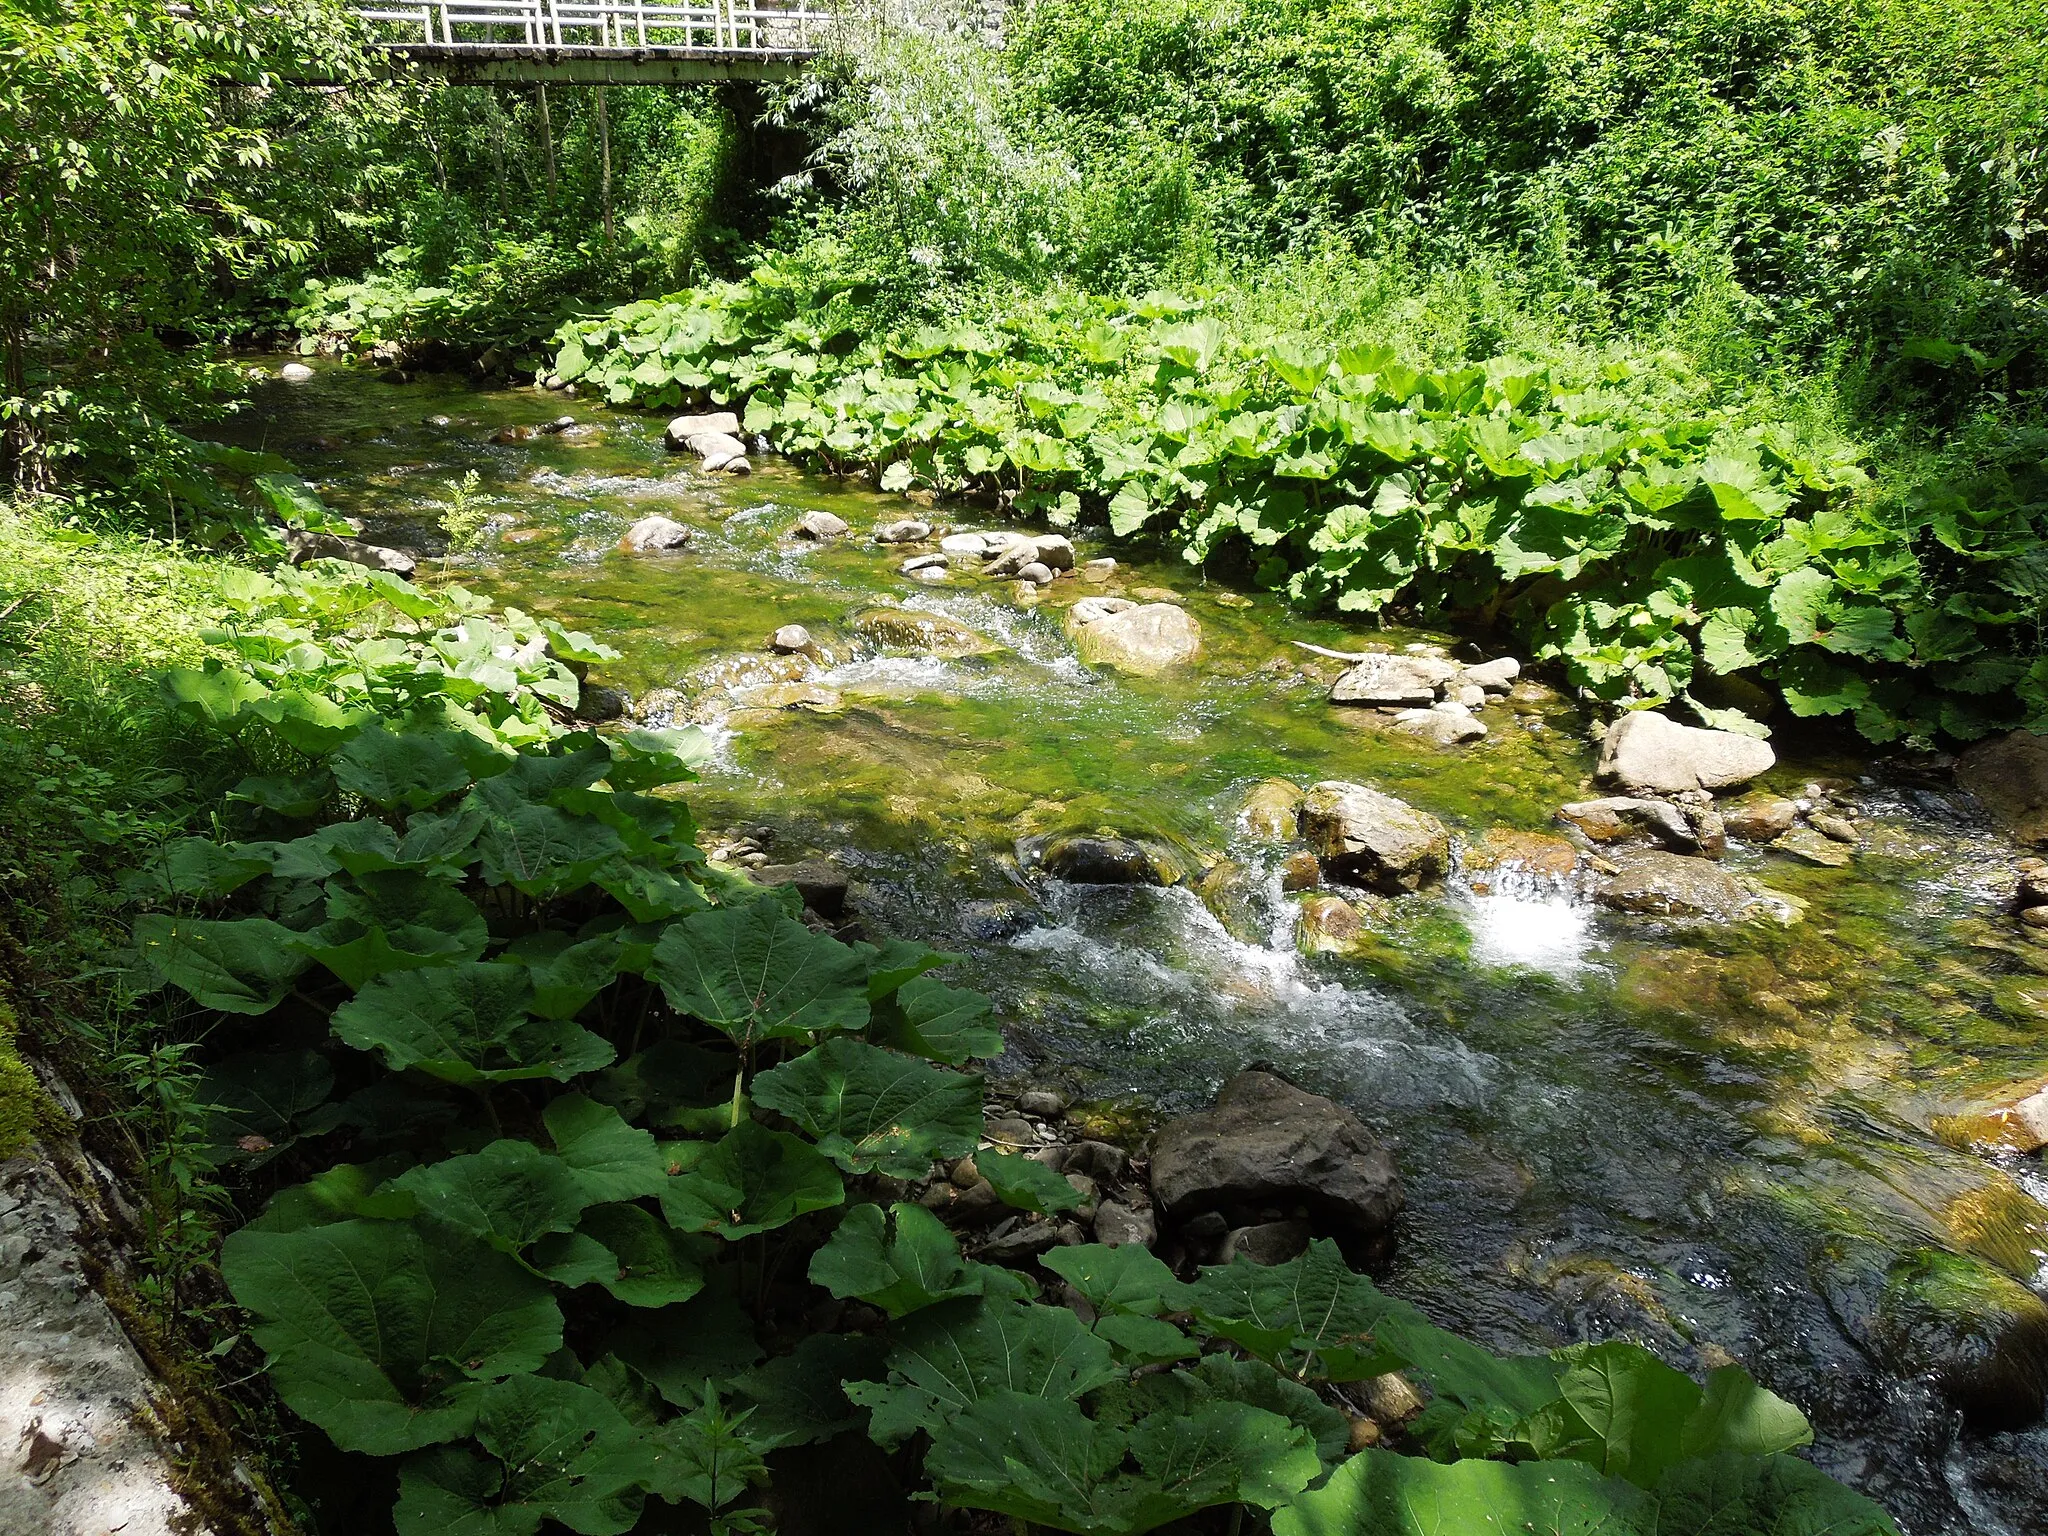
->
[228, 361, 2048, 1534]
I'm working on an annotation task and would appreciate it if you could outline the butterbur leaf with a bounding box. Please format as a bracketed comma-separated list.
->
[393, 1375, 655, 1536]
[658, 1119, 843, 1239]
[1131, 1400, 1321, 1513]
[649, 898, 870, 1048]
[809, 1202, 985, 1317]
[1042, 1244, 1182, 1316]
[921, 1393, 1126, 1533]
[389, 1142, 592, 1252]
[542, 1204, 710, 1307]
[134, 914, 310, 1014]
[508, 931, 627, 1019]
[1185, 1355, 1351, 1468]
[1093, 1313, 1197, 1365]
[221, 1217, 563, 1456]
[297, 871, 490, 987]
[593, 860, 707, 922]
[869, 975, 1004, 1063]
[1180, 1238, 1403, 1382]
[161, 661, 269, 728]
[846, 1297, 1118, 1447]
[610, 1285, 764, 1409]
[199, 1049, 341, 1163]
[471, 793, 626, 899]
[1548, 1339, 1707, 1487]
[978, 1149, 1084, 1213]
[750, 1037, 982, 1178]
[333, 725, 474, 810]
[543, 1094, 669, 1203]
[1272, 1448, 1653, 1536]
[1679, 1364, 1813, 1459]
[857, 936, 955, 999]
[1650, 1450, 1899, 1535]
[156, 837, 276, 899]
[604, 725, 712, 792]
[731, 1333, 888, 1448]
[331, 962, 614, 1084]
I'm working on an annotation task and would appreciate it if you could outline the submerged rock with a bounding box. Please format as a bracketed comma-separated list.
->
[1771, 826, 1853, 868]
[1934, 1083, 2048, 1154]
[1081, 558, 1118, 584]
[1240, 779, 1304, 841]
[1295, 894, 1366, 953]
[851, 607, 997, 658]
[1386, 703, 1487, 746]
[278, 361, 315, 382]
[1298, 781, 1450, 894]
[1149, 1069, 1402, 1260]
[1461, 829, 1582, 893]
[1592, 848, 1758, 920]
[768, 624, 815, 656]
[792, 510, 850, 540]
[727, 682, 844, 713]
[1019, 832, 1182, 887]
[1329, 653, 1456, 707]
[1958, 729, 2048, 845]
[1066, 598, 1202, 675]
[1596, 710, 1775, 794]
[1845, 1248, 2048, 1430]
[619, 515, 692, 553]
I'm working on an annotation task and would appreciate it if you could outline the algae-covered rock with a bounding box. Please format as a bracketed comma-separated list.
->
[1240, 779, 1304, 841]
[1558, 796, 1697, 850]
[1197, 859, 1266, 945]
[1295, 894, 1367, 954]
[1593, 848, 1759, 920]
[1772, 826, 1853, 868]
[1298, 782, 1450, 894]
[1462, 829, 1581, 894]
[1866, 1249, 2048, 1429]
[1066, 598, 1202, 675]
[619, 515, 692, 553]
[1018, 832, 1183, 887]
[1724, 797, 1800, 841]
[1957, 729, 2048, 845]
[851, 607, 997, 658]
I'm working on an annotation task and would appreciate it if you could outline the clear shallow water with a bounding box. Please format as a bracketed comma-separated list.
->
[229, 361, 2048, 1533]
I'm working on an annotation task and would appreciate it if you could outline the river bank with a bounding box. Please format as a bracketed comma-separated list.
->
[220, 357, 2048, 1532]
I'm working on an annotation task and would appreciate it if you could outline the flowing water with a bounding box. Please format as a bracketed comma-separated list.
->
[230, 362, 2048, 1533]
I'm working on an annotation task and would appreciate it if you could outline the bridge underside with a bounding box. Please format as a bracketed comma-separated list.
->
[384, 44, 809, 83]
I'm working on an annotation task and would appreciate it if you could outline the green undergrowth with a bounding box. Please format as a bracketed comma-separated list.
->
[552, 268, 2048, 748]
[110, 555, 1905, 1533]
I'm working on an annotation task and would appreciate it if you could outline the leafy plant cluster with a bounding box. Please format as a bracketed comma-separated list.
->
[133, 558, 1902, 1533]
[556, 274, 2048, 744]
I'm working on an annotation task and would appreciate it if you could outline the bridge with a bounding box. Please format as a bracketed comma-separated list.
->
[353, 0, 838, 83]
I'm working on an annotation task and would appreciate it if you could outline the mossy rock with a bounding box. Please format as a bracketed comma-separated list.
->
[0, 1000, 55, 1160]
[1869, 1248, 2048, 1429]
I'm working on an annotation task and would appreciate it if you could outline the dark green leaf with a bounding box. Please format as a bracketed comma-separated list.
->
[750, 1037, 982, 1178]
[658, 1118, 843, 1238]
[649, 898, 870, 1047]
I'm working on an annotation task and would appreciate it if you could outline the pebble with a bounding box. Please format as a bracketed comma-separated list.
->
[1810, 811, 1861, 845]
[768, 624, 813, 655]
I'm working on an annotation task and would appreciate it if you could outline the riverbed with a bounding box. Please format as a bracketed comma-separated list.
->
[231, 361, 2048, 1534]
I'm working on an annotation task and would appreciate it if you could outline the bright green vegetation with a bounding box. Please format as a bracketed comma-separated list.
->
[126, 558, 1896, 1535]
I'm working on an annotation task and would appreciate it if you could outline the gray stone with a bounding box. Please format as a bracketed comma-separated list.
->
[1149, 1070, 1402, 1257]
[1361, 1373, 1426, 1425]
[743, 859, 848, 917]
[1723, 798, 1799, 842]
[874, 518, 933, 543]
[285, 529, 417, 577]
[278, 360, 315, 381]
[1223, 1219, 1313, 1266]
[1453, 656, 1521, 693]
[1295, 894, 1366, 954]
[792, 510, 850, 540]
[982, 1115, 1041, 1150]
[899, 553, 948, 574]
[1593, 849, 1760, 920]
[979, 1219, 1063, 1263]
[1446, 683, 1489, 709]
[1387, 705, 1487, 746]
[619, 515, 692, 553]
[1082, 558, 1118, 584]
[574, 684, 630, 723]
[727, 682, 844, 713]
[1596, 710, 1775, 793]
[908, 564, 950, 583]
[1018, 1090, 1067, 1118]
[1771, 826, 1853, 868]
[1020, 832, 1180, 887]
[1958, 730, 2048, 845]
[1241, 779, 1304, 841]
[1559, 796, 1699, 851]
[768, 624, 814, 655]
[1092, 1200, 1157, 1249]
[984, 535, 1074, 577]
[664, 411, 742, 448]
[1810, 811, 1861, 845]
[1066, 600, 1202, 675]
[1044, 1141, 1129, 1181]
[852, 607, 997, 657]
[1329, 653, 1458, 706]
[1015, 561, 1054, 586]
[1298, 781, 1451, 893]
[940, 531, 1002, 557]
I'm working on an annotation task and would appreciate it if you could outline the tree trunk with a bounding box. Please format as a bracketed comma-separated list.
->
[596, 86, 614, 242]
[537, 84, 557, 202]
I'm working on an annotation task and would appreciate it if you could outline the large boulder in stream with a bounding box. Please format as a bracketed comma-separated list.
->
[1592, 848, 1758, 920]
[1957, 730, 2048, 845]
[1298, 782, 1450, 893]
[664, 411, 741, 449]
[1329, 653, 1457, 707]
[1065, 598, 1202, 676]
[1018, 832, 1183, 887]
[285, 529, 416, 578]
[1150, 1070, 1402, 1260]
[620, 515, 692, 553]
[851, 607, 997, 658]
[1596, 710, 1775, 794]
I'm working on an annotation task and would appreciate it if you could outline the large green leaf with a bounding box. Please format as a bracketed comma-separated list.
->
[869, 974, 1006, 1063]
[1180, 1238, 1404, 1382]
[470, 794, 626, 899]
[808, 1201, 988, 1317]
[133, 914, 310, 1014]
[978, 1148, 1085, 1213]
[333, 725, 475, 810]
[221, 1217, 562, 1456]
[393, 1375, 655, 1536]
[1041, 1244, 1183, 1317]
[388, 1142, 591, 1252]
[845, 1297, 1119, 1447]
[537, 1203, 711, 1307]
[543, 1093, 670, 1203]
[658, 1118, 843, 1239]
[506, 931, 629, 1020]
[296, 870, 490, 988]
[649, 898, 870, 1047]
[1273, 1449, 1652, 1536]
[1650, 1450, 1900, 1535]
[750, 1037, 982, 1178]
[331, 962, 614, 1084]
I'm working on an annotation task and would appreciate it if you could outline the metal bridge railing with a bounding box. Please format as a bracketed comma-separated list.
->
[353, 0, 836, 53]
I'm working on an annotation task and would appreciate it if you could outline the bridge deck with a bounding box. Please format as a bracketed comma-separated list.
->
[356, 0, 831, 81]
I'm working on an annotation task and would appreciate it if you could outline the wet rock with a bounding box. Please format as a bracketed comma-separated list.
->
[1809, 811, 1860, 845]
[1935, 1084, 2048, 1154]
[899, 553, 948, 575]
[1066, 599, 1202, 675]
[1020, 832, 1180, 887]
[1149, 1069, 1402, 1258]
[744, 859, 849, 918]
[1596, 710, 1775, 794]
[541, 414, 577, 433]
[792, 510, 850, 540]
[874, 519, 932, 543]
[940, 531, 1015, 558]
[1445, 683, 1488, 710]
[851, 607, 997, 658]
[1197, 860, 1266, 945]
[278, 360, 315, 382]
[1015, 561, 1055, 587]
[1081, 558, 1117, 584]
[1593, 848, 1760, 920]
[985, 535, 1075, 578]
[619, 515, 692, 553]
[1240, 779, 1304, 841]
[1295, 894, 1365, 953]
[1451, 656, 1521, 694]
[768, 624, 815, 655]
[728, 683, 844, 713]
[1558, 796, 1698, 851]
[1771, 826, 1853, 868]
[634, 686, 687, 725]
[907, 564, 950, 584]
[1957, 729, 2048, 845]
[2016, 859, 2048, 909]
[1329, 653, 1457, 707]
[1864, 1249, 2048, 1429]
[958, 899, 1036, 941]
[1280, 851, 1322, 891]
[1461, 829, 1581, 893]
[493, 424, 540, 443]
[1009, 580, 1042, 607]
[692, 432, 751, 472]
[1224, 1219, 1313, 1266]
[664, 411, 742, 449]
[1387, 703, 1487, 746]
[1044, 1141, 1129, 1182]
[1018, 1089, 1067, 1118]
[1723, 797, 1799, 842]
[1093, 1199, 1157, 1249]
[982, 1114, 1041, 1150]
[1360, 1373, 1425, 1426]
[575, 684, 631, 723]
[1298, 781, 1451, 893]
[1131, 586, 1182, 604]
[285, 529, 417, 577]
[980, 1220, 1063, 1263]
